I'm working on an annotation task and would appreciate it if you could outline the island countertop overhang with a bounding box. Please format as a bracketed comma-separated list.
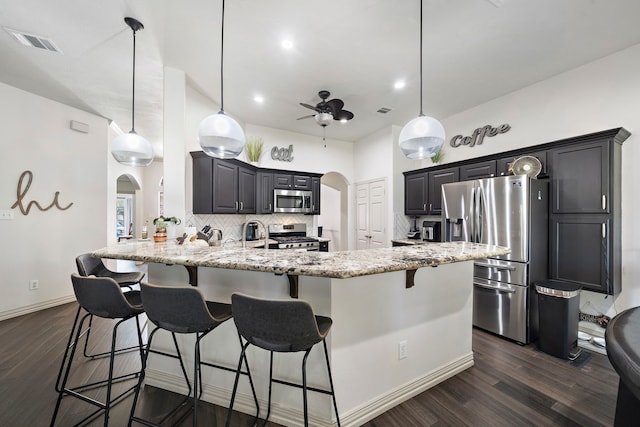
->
[91, 241, 510, 279]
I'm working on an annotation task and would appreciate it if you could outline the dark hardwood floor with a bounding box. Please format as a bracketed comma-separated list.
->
[0, 302, 618, 426]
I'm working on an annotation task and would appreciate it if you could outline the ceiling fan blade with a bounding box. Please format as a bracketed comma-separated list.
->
[296, 114, 316, 120]
[334, 110, 354, 121]
[300, 102, 320, 112]
[325, 99, 345, 114]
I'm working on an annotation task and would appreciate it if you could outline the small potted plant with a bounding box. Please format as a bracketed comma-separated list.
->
[153, 216, 181, 242]
[431, 148, 445, 165]
[245, 136, 264, 165]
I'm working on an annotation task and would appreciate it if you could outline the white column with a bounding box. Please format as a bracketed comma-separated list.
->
[163, 67, 186, 229]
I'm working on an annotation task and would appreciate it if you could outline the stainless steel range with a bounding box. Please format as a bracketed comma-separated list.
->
[268, 223, 319, 250]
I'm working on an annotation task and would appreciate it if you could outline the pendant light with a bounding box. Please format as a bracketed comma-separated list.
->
[198, 0, 245, 159]
[398, 0, 445, 160]
[111, 17, 154, 167]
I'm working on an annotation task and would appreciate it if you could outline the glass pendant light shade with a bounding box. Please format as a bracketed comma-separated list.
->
[111, 17, 153, 167]
[399, 115, 445, 159]
[399, 0, 445, 160]
[198, 112, 245, 158]
[200, 0, 245, 159]
[112, 131, 154, 166]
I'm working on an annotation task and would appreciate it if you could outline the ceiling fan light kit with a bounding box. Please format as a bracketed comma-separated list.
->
[111, 17, 154, 167]
[399, 0, 445, 160]
[198, 0, 246, 159]
[299, 90, 354, 141]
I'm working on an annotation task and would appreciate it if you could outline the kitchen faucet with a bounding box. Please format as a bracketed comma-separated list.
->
[242, 220, 269, 249]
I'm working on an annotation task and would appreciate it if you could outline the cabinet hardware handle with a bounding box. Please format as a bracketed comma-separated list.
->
[429, 203, 433, 212]
[269, 203, 271, 210]
[423, 203, 427, 211]
[602, 223, 606, 239]
[602, 195, 606, 210]
[235, 201, 238, 210]
[240, 201, 244, 210]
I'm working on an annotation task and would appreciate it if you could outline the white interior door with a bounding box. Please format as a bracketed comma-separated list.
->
[368, 179, 386, 249]
[355, 179, 387, 249]
[356, 184, 370, 249]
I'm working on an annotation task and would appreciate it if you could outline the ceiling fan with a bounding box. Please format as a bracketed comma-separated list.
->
[298, 90, 355, 128]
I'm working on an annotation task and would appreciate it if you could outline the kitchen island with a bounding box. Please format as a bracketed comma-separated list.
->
[92, 241, 508, 427]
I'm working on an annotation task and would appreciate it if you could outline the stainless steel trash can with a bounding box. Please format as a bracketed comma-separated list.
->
[536, 280, 582, 360]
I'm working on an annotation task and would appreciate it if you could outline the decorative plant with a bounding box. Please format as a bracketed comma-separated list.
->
[245, 136, 264, 163]
[153, 216, 181, 230]
[431, 148, 445, 164]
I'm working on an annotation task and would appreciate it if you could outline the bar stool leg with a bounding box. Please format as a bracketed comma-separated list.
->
[302, 349, 312, 427]
[226, 336, 260, 427]
[55, 305, 83, 393]
[323, 339, 341, 427]
[264, 350, 275, 426]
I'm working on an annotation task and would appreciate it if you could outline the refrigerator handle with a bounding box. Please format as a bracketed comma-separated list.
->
[476, 185, 484, 243]
[470, 186, 476, 242]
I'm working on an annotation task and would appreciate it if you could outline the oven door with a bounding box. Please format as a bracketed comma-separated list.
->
[273, 189, 312, 213]
[473, 278, 528, 344]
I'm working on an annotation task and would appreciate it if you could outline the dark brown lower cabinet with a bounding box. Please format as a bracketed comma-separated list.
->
[550, 215, 615, 294]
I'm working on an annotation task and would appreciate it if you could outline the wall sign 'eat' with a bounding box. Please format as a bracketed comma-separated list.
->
[449, 124, 511, 148]
[11, 170, 74, 215]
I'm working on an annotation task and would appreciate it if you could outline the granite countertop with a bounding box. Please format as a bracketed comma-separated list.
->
[92, 240, 509, 279]
[391, 239, 431, 245]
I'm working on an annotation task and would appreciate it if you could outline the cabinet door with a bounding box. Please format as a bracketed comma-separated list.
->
[311, 176, 321, 214]
[212, 159, 238, 213]
[404, 173, 428, 215]
[427, 167, 459, 214]
[550, 215, 611, 294]
[460, 160, 496, 181]
[237, 166, 256, 214]
[550, 141, 609, 214]
[256, 172, 273, 214]
[192, 155, 213, 214]
[293, 175, 312, 190]
[274, 173, 292, 189]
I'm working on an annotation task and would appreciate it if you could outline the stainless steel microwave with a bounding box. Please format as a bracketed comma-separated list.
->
[273, 189, 312, 213]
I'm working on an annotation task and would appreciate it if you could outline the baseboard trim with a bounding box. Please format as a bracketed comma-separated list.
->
[145, 352, 474, 427]
[0, 295, 76, 321]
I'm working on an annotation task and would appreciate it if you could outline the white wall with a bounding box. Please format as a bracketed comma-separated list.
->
[0, 82, 109, 319]
[435, 43, 640, 314]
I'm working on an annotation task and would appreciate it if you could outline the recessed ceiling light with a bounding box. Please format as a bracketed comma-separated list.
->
[394, 80, 406, 90]
[281, 39, 293, 50]
[253, 95, 264, 104]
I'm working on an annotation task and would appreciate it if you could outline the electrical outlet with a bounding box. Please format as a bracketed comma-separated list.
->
[398, 340, 407, 360]
[0, 210, 15, 220]
[29, 279, 39, 290]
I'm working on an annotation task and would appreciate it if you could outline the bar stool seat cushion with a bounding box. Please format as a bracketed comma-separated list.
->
[72, 275, 144, 319]
[606, 306, 640, 399]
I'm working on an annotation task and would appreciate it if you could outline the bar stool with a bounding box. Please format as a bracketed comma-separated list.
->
[51, 274, 145, 427]
[55, 255, 145, 393]
[227, 292, 341, 427]
[128, 283, 259, 427]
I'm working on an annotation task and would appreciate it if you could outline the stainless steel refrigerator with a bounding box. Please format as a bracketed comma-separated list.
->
[441, 175, 548, 344]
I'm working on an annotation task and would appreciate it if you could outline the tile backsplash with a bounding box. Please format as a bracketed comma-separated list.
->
[185, 212, 316, 242]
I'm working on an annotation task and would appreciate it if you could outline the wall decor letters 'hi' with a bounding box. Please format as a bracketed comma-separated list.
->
[271, 144, 294, 162]
[11, 170, 74, 215]
[450, 123, 511, 148]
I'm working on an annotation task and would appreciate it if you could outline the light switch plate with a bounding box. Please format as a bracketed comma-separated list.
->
[0, 210, 15, 220]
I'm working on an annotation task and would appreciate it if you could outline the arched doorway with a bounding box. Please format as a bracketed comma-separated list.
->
[319, 172, 349, 251]
[116, 174, 141, 241]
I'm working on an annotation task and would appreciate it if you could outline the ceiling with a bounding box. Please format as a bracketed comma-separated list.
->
[2, 0, 640, 159]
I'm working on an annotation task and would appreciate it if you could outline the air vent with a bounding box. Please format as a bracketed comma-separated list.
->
[376, 107, 392, 114]
[4, 27, 63, 53]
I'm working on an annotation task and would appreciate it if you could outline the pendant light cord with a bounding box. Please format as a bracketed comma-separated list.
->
[219, 0, 226, 114]
[419, 0, 424, 117]
[131, 25, 138, 132]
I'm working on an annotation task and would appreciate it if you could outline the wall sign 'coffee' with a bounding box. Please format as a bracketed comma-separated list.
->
[450, 124, 511, 148]
[271, 144, 294, 162]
